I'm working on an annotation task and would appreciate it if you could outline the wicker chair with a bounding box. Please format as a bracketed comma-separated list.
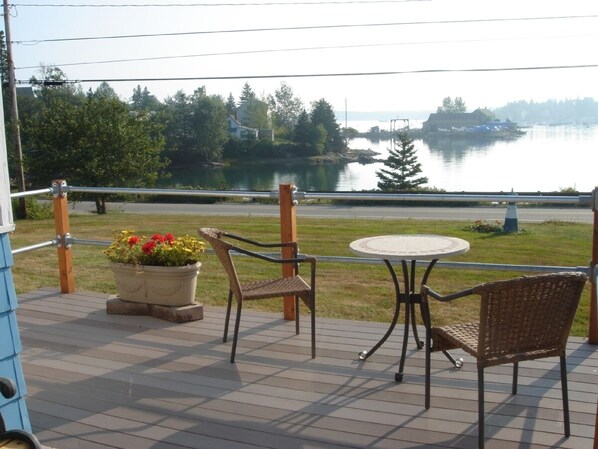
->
[198, 228, 316, 363]
[421, 271, 587, 449]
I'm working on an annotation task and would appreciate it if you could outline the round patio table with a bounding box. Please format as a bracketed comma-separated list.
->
[350, 234, 470, 382]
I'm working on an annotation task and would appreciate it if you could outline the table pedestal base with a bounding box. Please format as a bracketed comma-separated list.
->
[357, 259, 463, 382]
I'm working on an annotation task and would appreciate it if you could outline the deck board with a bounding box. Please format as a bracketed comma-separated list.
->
[14, 288, 598, 449]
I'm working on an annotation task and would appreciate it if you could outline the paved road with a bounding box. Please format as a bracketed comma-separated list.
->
[69, 201, 594, 224]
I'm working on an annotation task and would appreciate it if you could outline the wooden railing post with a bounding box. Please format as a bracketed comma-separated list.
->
[52, 179, 75, 293]
[279, 183, 297, 320]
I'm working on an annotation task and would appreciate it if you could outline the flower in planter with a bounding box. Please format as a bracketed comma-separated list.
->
[105, 230, 206, 267]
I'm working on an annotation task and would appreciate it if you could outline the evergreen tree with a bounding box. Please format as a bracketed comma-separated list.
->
[376, 132, 428, 191]
[293, 109, 325, 153]
[131, 85, 162, 111]
[239, 82, 256, 103]
[225, 93, 237, 117]
[310, 99, 346, 154]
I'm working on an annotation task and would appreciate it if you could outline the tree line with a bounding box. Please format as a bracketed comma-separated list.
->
[1, 64, 346, 214]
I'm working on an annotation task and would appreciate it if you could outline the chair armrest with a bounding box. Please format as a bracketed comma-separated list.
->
[421, 285, 476, 302]
[223, 231, 298, 254]
[231, 245, 314, 264]
[230, 244, 316, 278]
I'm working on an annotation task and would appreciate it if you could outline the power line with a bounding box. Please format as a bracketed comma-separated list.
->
[12, 14, 598, 45]
[11, 0, 427, 5]
[16, 63, 598, 85]
[15, 33, 598, 70]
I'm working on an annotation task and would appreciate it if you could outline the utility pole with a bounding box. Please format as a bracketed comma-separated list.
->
[3, 0, 26, 218]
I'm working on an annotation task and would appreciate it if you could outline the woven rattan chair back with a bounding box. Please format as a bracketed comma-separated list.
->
[424, 271, 587, 448]
[198, 228, 243, 300]
[473, 272, 586, 369]
[198, 227, 317, 362]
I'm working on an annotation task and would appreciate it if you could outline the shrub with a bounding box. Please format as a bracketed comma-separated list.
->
[11, 196, 53, 220]
[468, 219, 504, 233]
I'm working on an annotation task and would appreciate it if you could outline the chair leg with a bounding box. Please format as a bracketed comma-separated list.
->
[295, 296, 300, 335]
[560, 355, 571, 437]
[512, 362, 518, 395]
[230, 301, 243, 363]
[478, 367, 485, 449]
[223, 290, 233, 343]
[424, 325, 431, 410]
[311, 294, 316, 359]
[422, 302, 432, 409]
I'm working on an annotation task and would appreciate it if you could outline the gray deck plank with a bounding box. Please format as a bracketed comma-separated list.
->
[15, 288, 598, 449]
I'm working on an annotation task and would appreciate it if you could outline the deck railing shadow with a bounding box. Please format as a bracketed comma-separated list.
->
[17, 288, 597, 448]
[425, 344, 595, 448]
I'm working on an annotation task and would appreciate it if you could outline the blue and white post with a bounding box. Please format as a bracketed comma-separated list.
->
[0, 90, 32, 431]
[503, 192, 519, 233]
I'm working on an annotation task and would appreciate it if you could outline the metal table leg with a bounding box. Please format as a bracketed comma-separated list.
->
[358, 260, 403, 361]
[358, 257, 463, 381]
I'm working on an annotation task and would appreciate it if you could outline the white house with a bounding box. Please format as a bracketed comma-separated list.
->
[226, 116, 258, 140]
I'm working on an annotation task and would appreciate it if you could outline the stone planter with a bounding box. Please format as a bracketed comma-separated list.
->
[109, 262, 201, 306]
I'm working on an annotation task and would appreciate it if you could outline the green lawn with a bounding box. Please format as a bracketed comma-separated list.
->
[9, 213, 594, 337]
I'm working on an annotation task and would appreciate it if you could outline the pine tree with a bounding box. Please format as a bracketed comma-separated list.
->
[239, 82, 256, 103]
[225, 93, 237, 117]
[376, 132, 428, 191]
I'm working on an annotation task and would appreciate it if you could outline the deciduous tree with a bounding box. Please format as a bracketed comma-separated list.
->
[24, 86, 166, 214]
[163, 88, 228, 165]
[437, 96, 467, 113]
[268, 82, 303, 139]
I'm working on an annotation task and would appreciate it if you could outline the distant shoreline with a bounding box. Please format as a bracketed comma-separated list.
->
[217, 148, 382, 167]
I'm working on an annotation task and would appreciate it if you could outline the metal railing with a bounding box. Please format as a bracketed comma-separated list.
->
[10, 183, 593, 273]
[8, 181, 598, 344]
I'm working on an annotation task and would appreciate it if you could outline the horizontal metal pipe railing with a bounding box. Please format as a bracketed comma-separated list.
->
[314, 255, 589, 274]
[8, 185, 594, 277]
[70, 238, 110, 247]
[10, 184, 591, 206]
[10, 187, 54, 199]
[12, 239, 59, 255]
[27, 237, 589, 276]
[64, 185, 277, 199]
[299, 191, 592, 205]
[7, 182, 597, 345]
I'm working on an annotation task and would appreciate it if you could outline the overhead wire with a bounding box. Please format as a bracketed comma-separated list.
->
[16, 63, 598, 86]
[12, 14, 598, 45]
[9, 2, 598, 88]
[10, 0, 429, 6]
[15, 33, 598, 70]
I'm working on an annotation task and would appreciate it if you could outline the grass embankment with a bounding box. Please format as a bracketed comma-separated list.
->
[10, 213, 593, 337]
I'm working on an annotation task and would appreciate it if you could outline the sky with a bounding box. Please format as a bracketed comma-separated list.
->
[4, 0, 598, 117]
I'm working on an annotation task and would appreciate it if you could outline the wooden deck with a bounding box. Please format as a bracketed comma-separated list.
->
[15, 287, 598, 449]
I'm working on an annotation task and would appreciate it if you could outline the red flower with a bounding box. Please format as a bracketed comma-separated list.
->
[128, 236, 140, 247]
[151, 234, 166, 243]
[142, 240, 157, 254]
[165, 233, 175, 244]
